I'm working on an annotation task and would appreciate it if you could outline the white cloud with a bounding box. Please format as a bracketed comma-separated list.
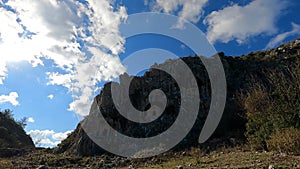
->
[47, 94, 54, 100]
[46, 72, 73, 89]
[68, 86, 94, 117]
[0, 92, 19, 106]
[0, 0, 128, 116]
[1, 0, 81, 68]
[266, 22, 300, 49]
[28, 117, 35, 123]
[27, 129, 72, 147]
[0, 7, 23, 83]
[52, 131, 71, 140]
[0, 62, 7, 85]
[154, 0, 208, 28]
[204, 0, 289, 44]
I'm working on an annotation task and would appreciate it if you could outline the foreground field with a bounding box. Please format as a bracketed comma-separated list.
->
[0, 146, 299, 169]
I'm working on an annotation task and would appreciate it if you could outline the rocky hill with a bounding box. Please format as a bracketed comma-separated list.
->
[58, 38, 300, 156]
[0, 110, 35, 157]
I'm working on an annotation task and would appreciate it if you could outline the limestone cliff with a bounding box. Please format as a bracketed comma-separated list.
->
[58, 38, 300, 156]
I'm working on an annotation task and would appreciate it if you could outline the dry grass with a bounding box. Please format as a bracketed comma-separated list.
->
[267, 128, 300, 155]
[132, 147, 300, 169]
[1, 146, 298, 169]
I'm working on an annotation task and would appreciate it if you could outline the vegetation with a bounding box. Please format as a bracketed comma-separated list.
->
[0, 146, 299, 168]
[17, 117, 28, 129]
[244, 62, 300, 153]
[0, 109, 34, 150]
[267, 128, 300, 155]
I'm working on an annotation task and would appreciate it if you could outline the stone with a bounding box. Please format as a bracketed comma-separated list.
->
[177, 165, 183, 169]
[37, 165, 48, 169]
[229, 138, 237, 145]
[128, 165, 135, 169]
[268, 165, 275, 169]
[57, 39, 300, 157]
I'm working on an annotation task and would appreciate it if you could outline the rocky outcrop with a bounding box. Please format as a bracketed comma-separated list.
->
[58, 38, 300, 156]
[56, 123, 105, 156]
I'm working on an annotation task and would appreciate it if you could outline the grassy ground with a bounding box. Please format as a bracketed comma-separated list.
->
[0, 146, 299, 169]
[132, 148, 300, 169]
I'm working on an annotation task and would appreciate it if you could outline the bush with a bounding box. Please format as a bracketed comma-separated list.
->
[267, 128, 300, 155]
[244, 86, 273, 149]
[244, 63, 300, 150]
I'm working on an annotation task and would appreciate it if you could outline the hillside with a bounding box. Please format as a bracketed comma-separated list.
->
[0, 109, 35, 157]
[0, 39, 299, 168]
[57, 38, 300, 157]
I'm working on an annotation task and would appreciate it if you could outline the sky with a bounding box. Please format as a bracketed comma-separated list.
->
[0, 0, 299, 147]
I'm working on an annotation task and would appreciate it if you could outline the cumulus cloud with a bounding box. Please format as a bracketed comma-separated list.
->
[204, 0, 289, 44]
[28, 117, 35, 123]
[47, 94, 54, 100]
[0, 7, 23, 84]
[0, 0, 81, 69]
[266, 22, 300, 49]
[27, 129, 72, 147]
[46, 72, 73, 89]
[0, 92, 19, 106]
[154, 0, 208, 28]
[0, 0, 128, 116]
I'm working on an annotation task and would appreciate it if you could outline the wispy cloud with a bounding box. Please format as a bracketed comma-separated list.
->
[153, 0, 208, 29]
[0, 0, 128, 116]
[266, 22, 300, 49]
[27, 129, 72, 147]
[0, 92, 19, 106]
[204, 0, 289, 44]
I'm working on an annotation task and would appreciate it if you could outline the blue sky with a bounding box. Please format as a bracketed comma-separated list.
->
[0, 0, 299, 147]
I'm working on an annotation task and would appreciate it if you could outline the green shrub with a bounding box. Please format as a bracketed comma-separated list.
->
[244, 63, 300, 150]
[244, 86, 273, 149]
[267, 128, 300, 155]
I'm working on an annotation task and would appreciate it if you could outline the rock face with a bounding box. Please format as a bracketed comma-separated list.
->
[56, 123, 105, 156]
[58, 39, 300, 156]
[0, 110, 34, 157]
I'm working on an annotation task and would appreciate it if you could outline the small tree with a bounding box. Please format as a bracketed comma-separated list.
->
[17, 117, 28, 129]
[2, 109, 14, 120]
